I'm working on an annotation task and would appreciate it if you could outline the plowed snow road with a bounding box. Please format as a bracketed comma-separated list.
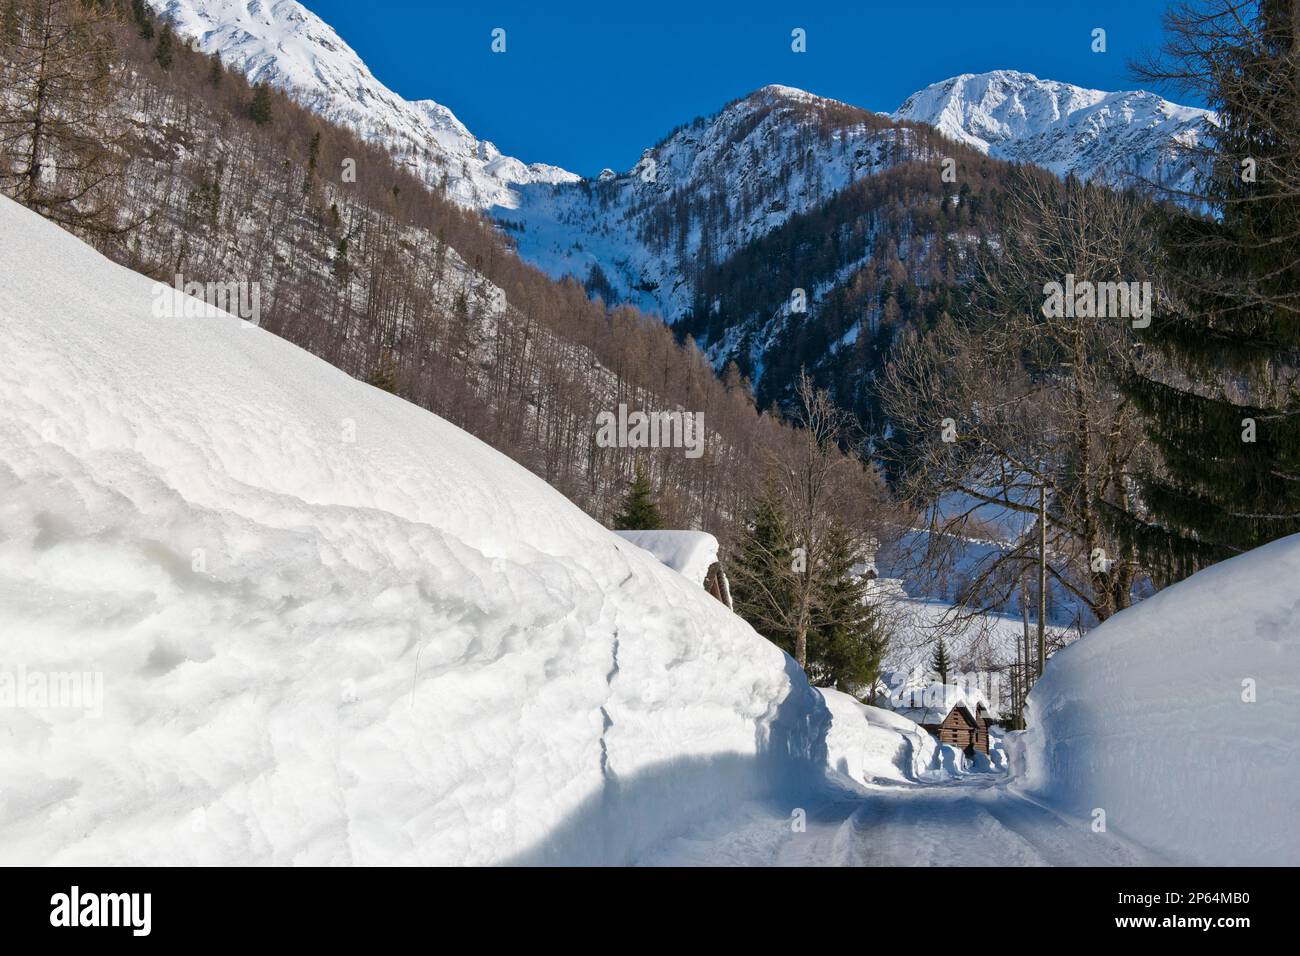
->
[642, 776, 1169, 866]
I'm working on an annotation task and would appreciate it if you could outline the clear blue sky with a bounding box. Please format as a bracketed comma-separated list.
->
[305, 0, 1188, 177]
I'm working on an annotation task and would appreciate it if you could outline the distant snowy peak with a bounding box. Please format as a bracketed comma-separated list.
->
[506, 83, 899, 321]
[145, 0, 577, 208]
[893, 70, 1215, 193]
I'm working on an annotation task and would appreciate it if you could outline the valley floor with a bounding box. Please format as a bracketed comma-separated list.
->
[641, 775, 1170, 867]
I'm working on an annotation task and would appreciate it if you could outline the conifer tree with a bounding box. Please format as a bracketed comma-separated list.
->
[131, 0, 153, 40]
[807, 522, 888, 693]
[1117, 0, 1300, 581]
[613, 469, 663, 530]
[154, 23, 173, 70]
[366, 354, 398, 394]
[729, 483, 800, 653]
[1, 2, 19, 46]
[248, 82, 273, 126]
[931, 639, 952, 687]
[208, 53, 222, 87]
[732, 486, 888, 690]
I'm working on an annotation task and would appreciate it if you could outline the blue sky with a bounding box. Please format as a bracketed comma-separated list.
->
[306, 0, 1187, 177]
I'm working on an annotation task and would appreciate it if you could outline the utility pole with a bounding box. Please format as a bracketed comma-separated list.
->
[1019, 574, 1031, 719]
[1038, 482, 1047, 678]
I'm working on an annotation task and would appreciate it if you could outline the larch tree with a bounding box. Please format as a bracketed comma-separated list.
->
[0, 0, 132, 238]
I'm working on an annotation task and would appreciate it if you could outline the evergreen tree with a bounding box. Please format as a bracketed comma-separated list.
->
[732, 487, 889, 692]
[131, 0, 153, 40]
[2, 2, 20, 46]
[154, 23, 173, 70]
[613, 469, 663, 530]
[730, 483, 800, 653]
[931, 639, 951, 687]
[366, 354, 398, 394]
[208, 53, 222, 87]
[1116, 1, 1300, 581]
[248, 82, 273, 126]
[807, 522, 888, 693]
[332, 236, 350, 283]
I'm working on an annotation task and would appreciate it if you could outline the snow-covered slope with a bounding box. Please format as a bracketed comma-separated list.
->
[145, 0, 577, 208]
[1010, 534, 1300, 865]
[0, 194, 828, 865]
[893, 70, 1213, 196]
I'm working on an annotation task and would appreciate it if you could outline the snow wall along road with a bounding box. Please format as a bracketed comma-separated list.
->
[0, 195, 828, 865]
[1012, 533, 1300, 865]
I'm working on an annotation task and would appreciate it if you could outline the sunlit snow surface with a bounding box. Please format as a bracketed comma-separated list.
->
[0, 195, 826, 864]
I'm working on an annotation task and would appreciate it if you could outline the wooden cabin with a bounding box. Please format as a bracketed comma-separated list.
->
[899, 700, 991, 755]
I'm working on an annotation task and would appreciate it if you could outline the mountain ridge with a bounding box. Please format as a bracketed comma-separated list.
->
[146, 0, 579, 208]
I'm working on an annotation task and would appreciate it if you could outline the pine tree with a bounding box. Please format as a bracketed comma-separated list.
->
[208, 53, 222, 87]
[131, 0, 153, 40]
[613, 469, 662, 530]
[154, 23, 173, 70]
[729, 483, 800, 653]
[248, 83, 273, 126]
[366, 354, 398, 394]
[807, 522, 888, 693]
[931, 639, 951, 687]
[332, 236, 350, 283]
[1116, 1, 1300, 581]
[307, 131, 321, 173]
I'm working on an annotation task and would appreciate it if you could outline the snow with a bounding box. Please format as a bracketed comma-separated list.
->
[145, 0, 578, 209]
[0, 194, 828, 865]
[888, 681, 996, 727]
[500, 85, 896, 322]
[818, 687, 937, 785]
[1010, 533, 1300, 865]
[613, 530, 719, 588]
[893, 70, 1215, 197]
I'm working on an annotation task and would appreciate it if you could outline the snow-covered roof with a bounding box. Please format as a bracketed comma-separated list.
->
[886, 680, 996, 727]
[614, 530, 719, 588]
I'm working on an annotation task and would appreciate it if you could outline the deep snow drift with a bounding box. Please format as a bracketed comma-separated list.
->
[0, 195, 828, 865]
[613, 530, 719, 588]
[1012, 534, 1300, 865]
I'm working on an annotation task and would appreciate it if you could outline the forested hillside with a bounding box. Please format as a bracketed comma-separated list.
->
[0, 0, 885, 539]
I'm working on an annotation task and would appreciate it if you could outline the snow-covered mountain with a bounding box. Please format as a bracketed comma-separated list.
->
[893, 70, 1214, 196]
[145, 0, 577, 208]
[503, 85, 907, 321]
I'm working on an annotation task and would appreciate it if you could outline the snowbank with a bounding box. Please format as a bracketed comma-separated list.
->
[817, 688, 937, 785]
[1011, 535, 1300, 865]
[613, 530, 719, 588]
[0, 195, 828, 865]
